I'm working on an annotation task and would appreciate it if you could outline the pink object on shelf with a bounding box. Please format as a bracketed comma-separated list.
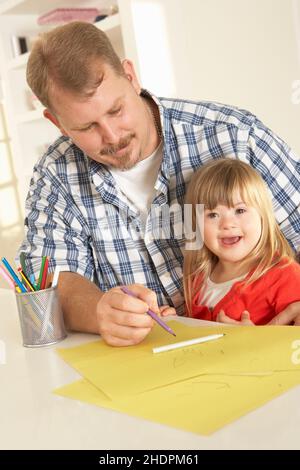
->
[37, 8, 100, 25]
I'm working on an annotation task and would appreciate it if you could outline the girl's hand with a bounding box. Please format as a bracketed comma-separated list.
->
[159, 305, 177, 317]
[216, 309, 255, 325]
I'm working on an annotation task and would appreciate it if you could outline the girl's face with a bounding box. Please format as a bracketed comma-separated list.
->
[203, 191, 262, 265]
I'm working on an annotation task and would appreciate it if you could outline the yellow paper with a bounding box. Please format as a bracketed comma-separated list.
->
[57, 322, 300, 399]
[54, 371, 300, 435]
[55, 321, 300, 435]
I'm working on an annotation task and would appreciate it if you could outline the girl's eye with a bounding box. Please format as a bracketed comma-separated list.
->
[207, 212, 218, 219]
[236, 208, 246, 214]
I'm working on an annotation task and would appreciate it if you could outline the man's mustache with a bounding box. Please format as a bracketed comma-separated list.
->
[100, 133, 135, 156]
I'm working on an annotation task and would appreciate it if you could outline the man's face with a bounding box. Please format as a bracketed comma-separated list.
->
[45, 61, 155, 170]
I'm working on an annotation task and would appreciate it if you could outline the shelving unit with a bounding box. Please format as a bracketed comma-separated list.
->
[0, 0, 117, 15]
[0, 0, 138, 212]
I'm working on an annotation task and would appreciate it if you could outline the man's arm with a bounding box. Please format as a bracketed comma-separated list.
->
[268, 302, 300, 326]
[53, 272, 162, 346]
[54, 272, 102, 334]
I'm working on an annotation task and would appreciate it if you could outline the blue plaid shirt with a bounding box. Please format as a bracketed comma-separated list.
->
[18, 92, 300, 314]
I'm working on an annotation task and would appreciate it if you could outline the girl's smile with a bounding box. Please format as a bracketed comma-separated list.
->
[219, 236, 242, 247]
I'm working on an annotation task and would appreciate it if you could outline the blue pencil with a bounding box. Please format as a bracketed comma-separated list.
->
[1, 257, 27, 293]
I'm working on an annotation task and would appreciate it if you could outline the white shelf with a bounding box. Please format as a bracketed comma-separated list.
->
[95, 13, 120, 32]
[6, 14, 120, 71]
[7, 51, 29, 69]
[16, 108, 44, 123]
[0, 0, 114, 15]
[0, 0, 23, 14]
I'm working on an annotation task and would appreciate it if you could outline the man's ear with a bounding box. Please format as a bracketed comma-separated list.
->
[121, 59, 141, 95]
[43, 109, 68, 137]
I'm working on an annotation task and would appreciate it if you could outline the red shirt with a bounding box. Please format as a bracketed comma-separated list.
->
[191, 261, 300, 325]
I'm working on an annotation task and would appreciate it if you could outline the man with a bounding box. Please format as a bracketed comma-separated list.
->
[19, 22, 300, 345]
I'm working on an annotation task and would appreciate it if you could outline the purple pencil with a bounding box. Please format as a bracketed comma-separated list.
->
[121, 286, 176, 336]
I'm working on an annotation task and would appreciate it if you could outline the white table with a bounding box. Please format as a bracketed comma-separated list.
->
[1, 287, 300, 450]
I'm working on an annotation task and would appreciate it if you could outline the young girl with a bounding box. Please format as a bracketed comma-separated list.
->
[183, 159, 300, 325]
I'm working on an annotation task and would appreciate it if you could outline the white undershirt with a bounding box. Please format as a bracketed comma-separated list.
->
[110, 141, 163, 224]
[199, 274, 246, 309]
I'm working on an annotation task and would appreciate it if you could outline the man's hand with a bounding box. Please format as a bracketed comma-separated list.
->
[96, 284, 160, 346]
[268, 302, 300, 326]
[216, 309, 255, 325]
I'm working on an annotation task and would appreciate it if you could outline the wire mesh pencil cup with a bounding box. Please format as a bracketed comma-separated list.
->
[15, 286, 67, 347]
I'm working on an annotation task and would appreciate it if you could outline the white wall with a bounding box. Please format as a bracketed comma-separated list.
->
[126, 0, 300, 154]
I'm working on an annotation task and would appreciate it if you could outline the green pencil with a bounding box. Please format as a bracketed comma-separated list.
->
[37, 256, 47, 290]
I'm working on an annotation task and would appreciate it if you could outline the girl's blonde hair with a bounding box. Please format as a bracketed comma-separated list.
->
[183, 158, 295, 316]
